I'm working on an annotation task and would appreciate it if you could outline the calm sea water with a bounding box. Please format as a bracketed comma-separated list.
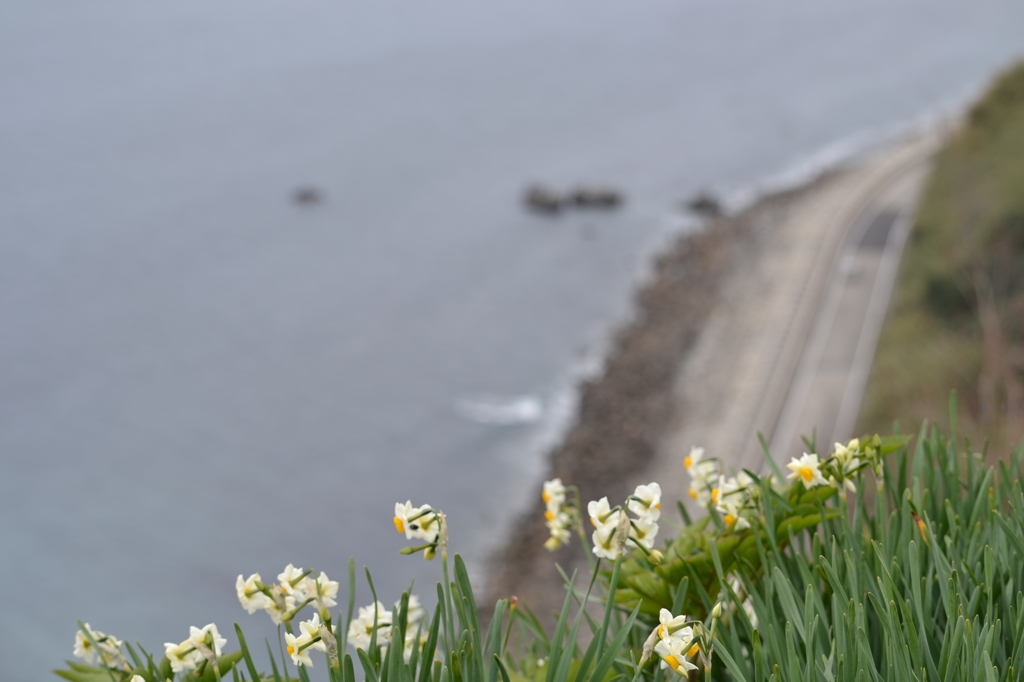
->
[2, 1, 1023, 678]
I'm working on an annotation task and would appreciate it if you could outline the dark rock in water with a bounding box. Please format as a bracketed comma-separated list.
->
[523, 185, 565, 214]
[293, 186, 324, 205]
[571, 185, 623, 208]
[686, 191, 722, 217]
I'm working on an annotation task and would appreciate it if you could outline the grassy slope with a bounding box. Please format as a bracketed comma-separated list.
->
[857, 62, 1024, 453]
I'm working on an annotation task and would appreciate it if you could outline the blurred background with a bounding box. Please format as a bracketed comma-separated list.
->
[2, 1, 1023, 679]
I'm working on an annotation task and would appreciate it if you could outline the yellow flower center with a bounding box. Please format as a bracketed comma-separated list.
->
[724, 514, 736, 526]
[711, 489, 719, 504]
[688, 489, 698, 500]
[542, 490, 551, 503]
[393, 517, 405, 533]
[663, 655, 680, 670]
[684, 456, 692, 469]
[590, 516, 597, 527]
[687, 643, 699, 658]
[655, 502, 661, 509]
[658, 625, 667, 639]
[800, 467, 814, 482]
[287, 645, 295, 655]
[544, 510, 555, 521]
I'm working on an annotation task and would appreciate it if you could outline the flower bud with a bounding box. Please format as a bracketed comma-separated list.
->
[649, 549, 664, 565]
[711, 602, 723, 619]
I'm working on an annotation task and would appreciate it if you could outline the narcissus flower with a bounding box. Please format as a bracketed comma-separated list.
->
[628, 516, 659, 551]
[627, 482, 662, 521]
[187, 623, 227, 658]
[714, 472, 755, 530]
[718, 472, 754, 501]
[687, 459, 720, 506]
[403, 630, 428, 663]
[278, 564, 309, 598]
[786, 453, 828, 487]
[394, 501, 440, 543]
[828, 475, 857, 493]
[164, 640, 200, 673]
[542, 479, 577, 550]
[832, 439, 860, 464]
[236, 573, 272, 614]
[683, 446, 705, 471]
[716, 494, 751, 530]
[656, 609, 689, 641]
[544, 511, 573, 550]
[654, 630, 699, 675]
[263, 585, 297, 625]
[346, 602, 393, 651]
[720, 509, 750, 531]
[286, 614, 327, 667]
[591, 520, 623, 560]
[73, 624, 124, 667]
[399, 595, 426, 626]
[542, 479, 566, 509]
[587, 497, 619, 529]
[306, 572, 340, 608]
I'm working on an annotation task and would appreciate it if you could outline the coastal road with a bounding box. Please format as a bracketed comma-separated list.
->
[767, 162, 927, 459]
[653, 131, 941, 504]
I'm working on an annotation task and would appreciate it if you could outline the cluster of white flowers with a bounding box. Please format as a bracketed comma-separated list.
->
[236, 564, 340, 625]
[587, 482, 662, 561]
[714, 471, 757, 531]
[394, 501, 442, 559]
[785, 452, 828, 488]
[684, 447, 720, 506]
[652, 609, 699, 676]
[163, 623, 227, 673]
[285, 614, 328, 667]
[542, 478, 577, 551]
[72, 624, 127, 669]
[346, 596, 427, 662]
[685, 446, 760, 531]
[786, 438, 876, 495]
[829, 439, 863, 492]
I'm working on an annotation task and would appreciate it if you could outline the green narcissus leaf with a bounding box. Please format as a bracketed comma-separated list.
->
[795, 486, 837, 506]
[53, 665, 122, 682]
[878, 434, 912, 454]
[194, 651, 244, 682]
[623, 571, 672, 613]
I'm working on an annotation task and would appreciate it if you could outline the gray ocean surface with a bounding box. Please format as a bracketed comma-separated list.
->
[2, 1, 1023, 679]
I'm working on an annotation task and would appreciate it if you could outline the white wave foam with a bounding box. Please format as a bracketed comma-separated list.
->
[723, 88, 975, 214]
[454, 394, 544, 425]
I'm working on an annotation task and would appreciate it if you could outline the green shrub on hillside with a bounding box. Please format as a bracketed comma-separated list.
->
[859, 61, 1024, 449]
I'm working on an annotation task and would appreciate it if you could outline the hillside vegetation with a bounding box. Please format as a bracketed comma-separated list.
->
[858, 61, 1024, 452]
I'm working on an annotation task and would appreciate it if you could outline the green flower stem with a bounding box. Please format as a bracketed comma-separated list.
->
[570, 487, 596, 570]
[399, 542, 437, 554]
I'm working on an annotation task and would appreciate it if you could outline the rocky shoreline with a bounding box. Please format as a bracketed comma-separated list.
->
[484, 173, 838, 621]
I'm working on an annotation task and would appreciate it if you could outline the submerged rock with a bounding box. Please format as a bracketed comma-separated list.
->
[293, 186, 325, 205]
[571, 185, 624, 208]
[686, 191, 722, 218]
[523, 185, 566, 214]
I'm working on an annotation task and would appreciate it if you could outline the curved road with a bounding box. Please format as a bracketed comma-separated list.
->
[654, 131, 942, 500]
